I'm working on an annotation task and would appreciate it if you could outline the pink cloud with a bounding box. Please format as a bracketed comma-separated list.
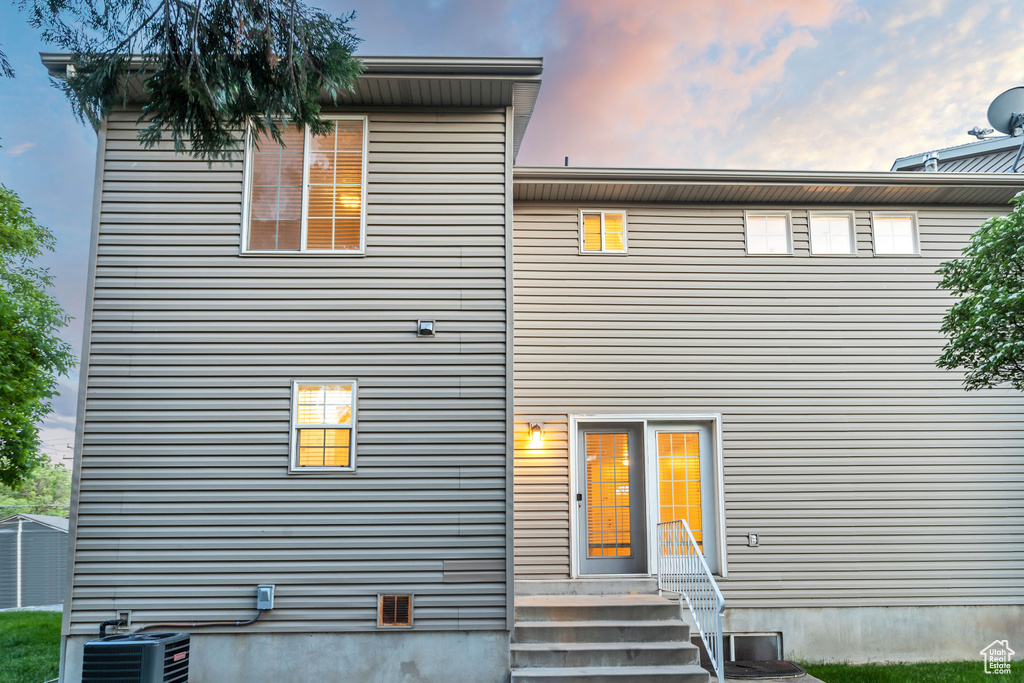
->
[4, 141, 37, 156]
[517, 0, 858, 167]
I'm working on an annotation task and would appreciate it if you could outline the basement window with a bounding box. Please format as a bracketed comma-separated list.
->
[378, 594, 413, 628]
[289, 381, 357, 473]
[580, 210, 627, 253]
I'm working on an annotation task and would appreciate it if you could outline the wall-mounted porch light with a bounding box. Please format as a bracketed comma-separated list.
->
[530, 423, 543, 446]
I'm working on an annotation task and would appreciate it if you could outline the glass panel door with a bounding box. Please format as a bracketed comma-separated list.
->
[578, 423, 646, 574]
[657, 431, 703, 548]
[649, 422, 718, 574]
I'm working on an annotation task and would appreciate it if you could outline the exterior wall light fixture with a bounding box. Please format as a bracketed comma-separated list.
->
[530, 423, 543, 446]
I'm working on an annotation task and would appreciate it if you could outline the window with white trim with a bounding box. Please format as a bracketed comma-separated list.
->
[245, 116, 367, 253]
[580, 211, 626, 253]
[872, 213, 919, 255]
[290, 381, 356, 472]
[744, 213, 792, 255]
[809, 212, 856, 255]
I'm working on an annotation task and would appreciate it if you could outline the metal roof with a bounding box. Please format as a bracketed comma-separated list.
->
[513, 166, 1024, 206]
[891, 136, 1024, 173]
[0, 513, 69, 532]
[38, 53, 544, 159]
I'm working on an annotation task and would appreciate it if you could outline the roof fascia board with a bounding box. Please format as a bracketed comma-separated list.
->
[513, 166, 1024, 187]
[40, 52, 542, 80]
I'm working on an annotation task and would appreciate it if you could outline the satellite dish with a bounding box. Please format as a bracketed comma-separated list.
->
[986, 86, 1024, 135]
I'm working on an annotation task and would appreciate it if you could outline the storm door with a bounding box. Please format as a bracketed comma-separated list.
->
[577, 423, 647, 574]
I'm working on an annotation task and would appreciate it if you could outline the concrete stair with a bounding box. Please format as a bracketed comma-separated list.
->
[511, 594, 711, 683]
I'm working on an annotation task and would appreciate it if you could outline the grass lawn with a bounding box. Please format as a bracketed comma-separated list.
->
[0, 611, 62, 683]
[802, 659, 1020, 682]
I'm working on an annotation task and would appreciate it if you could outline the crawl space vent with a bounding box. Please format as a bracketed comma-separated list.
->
[378, 594, 412, 627]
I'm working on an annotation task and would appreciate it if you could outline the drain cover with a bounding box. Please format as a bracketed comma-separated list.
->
[724, 660, 807, 679]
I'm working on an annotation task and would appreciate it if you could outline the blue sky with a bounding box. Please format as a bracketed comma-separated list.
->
[0, 0, 1021, 457]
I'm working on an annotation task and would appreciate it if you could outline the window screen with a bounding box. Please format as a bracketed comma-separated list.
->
[249, 127, 304, 250]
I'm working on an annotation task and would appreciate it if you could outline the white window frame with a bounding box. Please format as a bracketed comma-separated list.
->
[288, 379, 358, 474]
[241, 115, 368, 256]
[578, 209, 628, 254]
[808, 210, 858, 256]
[743, 211, 793, 255]
[567, 413, 728, 579]
[870, 211, 921, 256]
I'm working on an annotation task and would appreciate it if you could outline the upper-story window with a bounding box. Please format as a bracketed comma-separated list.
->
[580, 210, 627, 253]
[871, 213, 920, 255]
[744, 212, 792, 255]
[245, 115, 367, 254]
[809, 212, 856, 255]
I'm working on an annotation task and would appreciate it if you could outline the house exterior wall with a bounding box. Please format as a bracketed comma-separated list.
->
[65, 108, 512, 639]
[512, 202, 1024, 610]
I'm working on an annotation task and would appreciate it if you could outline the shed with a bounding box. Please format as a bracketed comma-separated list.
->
[0, 513, 69, 609]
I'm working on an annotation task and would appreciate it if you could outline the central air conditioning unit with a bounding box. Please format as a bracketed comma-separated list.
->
[82, 632, 190, 683]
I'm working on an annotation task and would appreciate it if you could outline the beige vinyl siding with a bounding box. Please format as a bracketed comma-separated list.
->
[512, 203, 1024, 608]
[68, 109, 510, 635]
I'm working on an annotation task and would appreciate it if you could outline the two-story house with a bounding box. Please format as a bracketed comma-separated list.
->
[46, 53, 1024, 682]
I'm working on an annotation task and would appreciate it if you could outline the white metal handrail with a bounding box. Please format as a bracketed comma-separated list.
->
[657, 519, 725, 683]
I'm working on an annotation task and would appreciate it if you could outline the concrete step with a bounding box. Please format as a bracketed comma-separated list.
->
[510, 664, 711, 682]
[513, 620, 688, 644]
[516, 595, 681, 623]
[511, 641, 701, 668]
[516, 579, 659, 596]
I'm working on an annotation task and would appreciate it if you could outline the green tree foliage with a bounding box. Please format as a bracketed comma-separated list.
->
[0, 461, 72, 516]
[0, 183, 75, 487]
[17, 0, 362, 160]
[937, 191, 1024, 391]
[0, 44, 12, 79]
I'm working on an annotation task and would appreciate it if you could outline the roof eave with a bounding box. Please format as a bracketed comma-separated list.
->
[40, 52, 543, 157]
[39, 52, 542, 81]
[512, 166, 1024, 206]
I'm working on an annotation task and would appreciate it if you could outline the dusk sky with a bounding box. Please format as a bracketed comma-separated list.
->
[0, 0, 1022, 458]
